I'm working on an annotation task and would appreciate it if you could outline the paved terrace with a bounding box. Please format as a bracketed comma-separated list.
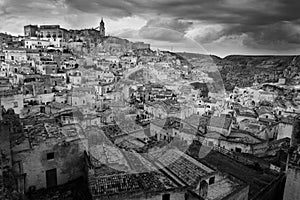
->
[187, 141, 281, 199]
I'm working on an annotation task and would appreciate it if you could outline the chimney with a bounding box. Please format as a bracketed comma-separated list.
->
[198, 180, 208, 199]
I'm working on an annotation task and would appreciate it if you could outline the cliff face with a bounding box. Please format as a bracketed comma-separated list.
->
[178, 53, 300, 91]
[221, 55, 300, 90]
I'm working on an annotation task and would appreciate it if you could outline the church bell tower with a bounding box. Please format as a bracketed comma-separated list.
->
[99, 18, 105, 37]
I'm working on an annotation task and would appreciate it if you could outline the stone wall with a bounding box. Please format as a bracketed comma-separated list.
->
[1, 94, 24, 114]
[94, 190, 187, 200]
[283, 166, 300, 200]
[224, 185, 249, 200]
[13, 137, 88, 192]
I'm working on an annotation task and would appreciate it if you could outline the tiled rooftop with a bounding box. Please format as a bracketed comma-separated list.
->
[89, 173, 140, 196]
[21, 113, 53, 125]
[101, 124, 124, 139]
[89, 171, 179, 197]
[158, 149, 214, 186]
[236, 107, 257, 118]
[256, 106, 273, 116]
[208, 116, 232, 130]
[28, 122, 63, 146]
[146, 100, 181, 113]
[26, 121, 82, 147]
[182, 115, 204, 129]
[229, 129, 264, 144]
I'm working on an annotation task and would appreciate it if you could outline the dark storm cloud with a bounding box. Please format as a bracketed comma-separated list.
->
[194, 26, 300, 51]
[139, 26, 186, 43]
[193, 21, 300, 50]
[63, 0, 300, 25]
[116, 18, 193, 43]
[63, 0, 134, 18]
[2, 0, 300, 52]
[62, 0, 300, 50]
[144, 18, 193, 33]
[242, 22, 300, 50]
[137, 18, 193, 42]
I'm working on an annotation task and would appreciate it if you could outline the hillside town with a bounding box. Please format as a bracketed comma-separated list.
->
[0, 19, 300, 200]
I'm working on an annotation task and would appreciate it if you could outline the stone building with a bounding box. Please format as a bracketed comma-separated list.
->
[0, 109, 23, 198]
[3, 47, 27, 62]
[0, 91, 23, 114]
[207, 115, 233, 136]
[0, 80, 24, 114]
[132, 41, 150, 50]
[68, 86, 96, 107]
[24, 25, 39, 37]
[12, 117, 88, 193]
[84, 147, 249, 200]
[283, 115, 300, 200]
[24, 25, 70, 42]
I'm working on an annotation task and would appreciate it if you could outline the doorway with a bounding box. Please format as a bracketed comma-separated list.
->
[46, 168, 57, 188]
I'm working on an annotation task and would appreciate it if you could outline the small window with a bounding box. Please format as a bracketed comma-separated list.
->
[47, 152, 55, 160]
[13, 102, 18, 108]
[209, 177, 215, 185]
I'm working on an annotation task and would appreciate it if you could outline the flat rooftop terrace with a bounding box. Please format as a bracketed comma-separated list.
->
[187, 142, 280, 199]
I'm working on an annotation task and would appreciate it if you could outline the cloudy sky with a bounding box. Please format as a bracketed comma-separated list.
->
[1, 0, 300, 57]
